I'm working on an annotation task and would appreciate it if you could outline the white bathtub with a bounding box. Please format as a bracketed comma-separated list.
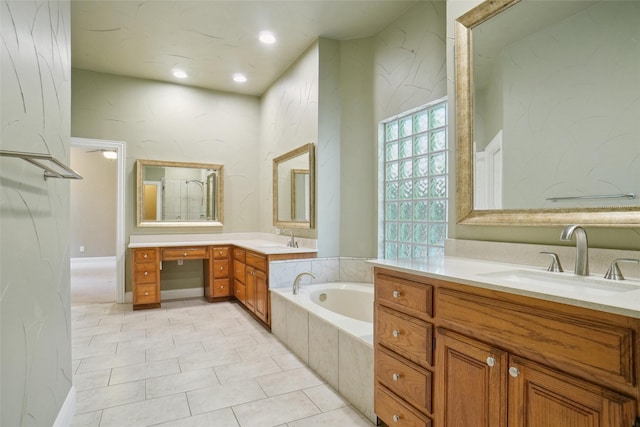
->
[270, 282, 375, 422]
[272, 282, 374, 343]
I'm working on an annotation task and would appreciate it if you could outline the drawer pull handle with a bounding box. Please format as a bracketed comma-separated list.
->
[184, 252, 188, 256]
[392, 414, 400, 423]
[143, 254, 148, 258]
[392, 290, 401, 298]
[392, 373, 400, 381]
[220, 266, 224, 271]
[144, 291, 149, 296]
[392, 330, 401, 338]
[486, 356, 496, 367]
[509, 367, 520, 378]
[144, 271, 148, 276]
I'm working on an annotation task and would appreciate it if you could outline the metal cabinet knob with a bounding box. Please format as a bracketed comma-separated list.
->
[392, 414, 400, 423]
[183, 252, 188, 256]
[220, 266, 224, 271]
[143, 254, 148, 258]
[486, 356, 496, 367]
[392, 373, 400, 381]
[392, 330, 401, 338]
[392, 290, 401, 298]
[144, 271, 148, 276]
[144, 292, 149, 296]
[509, 367, 520, 378]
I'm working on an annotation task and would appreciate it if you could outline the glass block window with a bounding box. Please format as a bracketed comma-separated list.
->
[381, 98, 448, 259]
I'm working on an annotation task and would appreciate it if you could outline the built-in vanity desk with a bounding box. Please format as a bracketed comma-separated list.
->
[129, 235, 317, 327]
[370, 257, 640, 427]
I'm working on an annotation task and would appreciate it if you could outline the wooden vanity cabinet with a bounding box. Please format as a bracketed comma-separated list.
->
[374, 267, 640, 427]
[131, 248, 161, 309]
[204, 246, 232, 300]
[232, 248, 246, 305]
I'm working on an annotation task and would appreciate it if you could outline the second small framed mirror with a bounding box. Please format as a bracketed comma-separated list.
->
[273, 143, 315, 229]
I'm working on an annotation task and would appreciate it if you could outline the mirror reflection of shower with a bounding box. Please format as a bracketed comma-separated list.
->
[162, 175, 212, 221]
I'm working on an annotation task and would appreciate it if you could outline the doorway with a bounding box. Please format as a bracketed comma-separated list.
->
[70, 137, 125, 303]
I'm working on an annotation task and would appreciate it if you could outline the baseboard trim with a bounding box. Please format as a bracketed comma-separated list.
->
[71, 256, 116, 264]
[125, 287, 205, 303]
[53, 386, 76, 427]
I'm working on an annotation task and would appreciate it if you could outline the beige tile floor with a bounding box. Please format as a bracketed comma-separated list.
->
[71, 299, 374, 427]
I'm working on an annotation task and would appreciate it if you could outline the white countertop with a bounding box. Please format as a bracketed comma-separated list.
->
[369, 256, 640, 319]
[128, 233, 318, 256]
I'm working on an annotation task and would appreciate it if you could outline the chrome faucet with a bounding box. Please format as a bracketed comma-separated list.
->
[293, 272, 316, 295]
[282, 229, 298, 248]
[560, 224, 589, 276]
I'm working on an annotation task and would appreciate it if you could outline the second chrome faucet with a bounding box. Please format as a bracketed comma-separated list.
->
[293, 272, 316, 294]
[560, 224, 589, 276]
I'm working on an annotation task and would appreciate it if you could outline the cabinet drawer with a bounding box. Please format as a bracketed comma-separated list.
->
[234, 260, 246, 283]
[213, 259, 229, 278]
[134, 284, 158, 304]
[134, 249, 157, 262]
[437, 288, 635, 388]
[233, 248, 246, 262]
[376, 274, 433, 318]
[134, 263, 157, 284]
[213, 279, 231, 297]
[212, 246, 229, 259]
[246, 252, 267, 271]
[376, 348, 432, 414]
[234, 280, 246, 302]
[377, 306, 433, 367]
[376, 385, 431, 427]
[162, 247, 208, 260]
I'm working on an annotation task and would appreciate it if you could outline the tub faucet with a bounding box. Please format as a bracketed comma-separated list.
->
[560, 224, 589, 276]
[293, 272, 316, 295]
[282, 229, 298, 248]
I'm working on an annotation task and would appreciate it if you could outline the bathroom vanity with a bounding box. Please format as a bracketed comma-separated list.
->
[129, 235, 316, 326]
[371, 257, 640, 427]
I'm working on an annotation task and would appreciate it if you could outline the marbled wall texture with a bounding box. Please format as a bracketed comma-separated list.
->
[1, 1, 73, 426]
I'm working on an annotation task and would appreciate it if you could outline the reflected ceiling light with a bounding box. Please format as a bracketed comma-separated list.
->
[259, 31, 276, 44]
[172, 69, 188, 79]
[233, 73, 247, 83]
[102, 150, 117, 160]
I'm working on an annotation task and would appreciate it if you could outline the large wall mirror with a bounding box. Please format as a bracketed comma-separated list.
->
[273, 143, 315, 229]
[456, 0, 640, 226]
[136, 159, 224, 227]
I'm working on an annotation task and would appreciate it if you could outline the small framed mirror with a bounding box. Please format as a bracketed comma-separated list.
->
[136, 159, 224, 227]
[273, 143, 315, 229]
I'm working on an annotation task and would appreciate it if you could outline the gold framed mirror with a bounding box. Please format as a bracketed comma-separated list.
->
[455, 0, 640, 227]
[273, 143, 315, 229]
[136, 159, 223, 227]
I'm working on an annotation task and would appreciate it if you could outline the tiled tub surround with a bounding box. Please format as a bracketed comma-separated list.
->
[268, 257, 374, 289]
[270, 283, 375, 423]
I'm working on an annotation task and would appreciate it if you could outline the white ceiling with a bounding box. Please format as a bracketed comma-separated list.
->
[71, 1, 420, 96]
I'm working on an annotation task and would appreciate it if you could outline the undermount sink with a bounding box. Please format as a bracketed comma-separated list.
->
[479, 269, 640, 297]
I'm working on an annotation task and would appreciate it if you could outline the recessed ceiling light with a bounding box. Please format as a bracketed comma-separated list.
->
[233, 73, 247, 83]
[259, 31, 276, 44]
[172, 69, 188, 79]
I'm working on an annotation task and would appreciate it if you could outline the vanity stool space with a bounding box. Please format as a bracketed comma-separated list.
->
[373, 267, 640, 427]
[130, 241, 316, 328]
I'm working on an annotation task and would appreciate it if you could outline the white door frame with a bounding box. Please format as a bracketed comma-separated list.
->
[71, 137, 126, 303]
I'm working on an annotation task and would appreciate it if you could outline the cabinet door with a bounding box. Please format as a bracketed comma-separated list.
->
[245, 268, 256, 311]
[254, 269, 268, 324]
[508, 356, 637, 427]
[434, 329, 507, 427]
